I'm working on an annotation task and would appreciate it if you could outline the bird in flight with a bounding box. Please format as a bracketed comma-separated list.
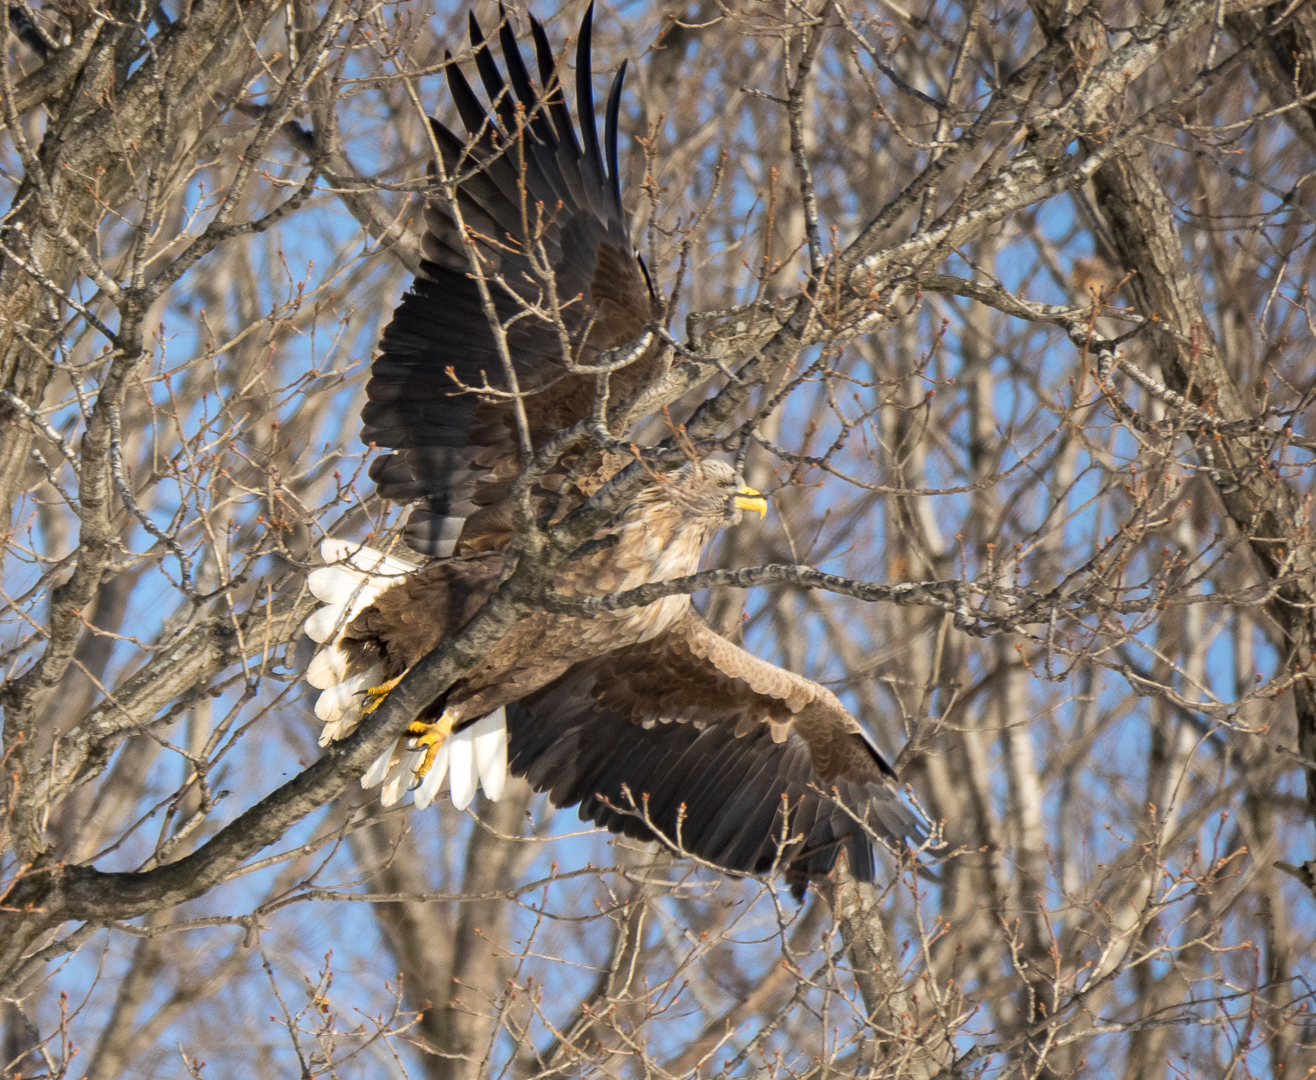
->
[303, 4, 923, 896]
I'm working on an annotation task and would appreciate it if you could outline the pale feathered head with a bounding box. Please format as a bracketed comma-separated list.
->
[628, 459, 768, 536]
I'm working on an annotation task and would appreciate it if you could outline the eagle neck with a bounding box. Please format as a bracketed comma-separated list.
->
[551, 506, 717, 642]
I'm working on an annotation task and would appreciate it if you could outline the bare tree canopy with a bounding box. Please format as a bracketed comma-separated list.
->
[2, 0, 1316, 1077]
[298, 9, 924, 900]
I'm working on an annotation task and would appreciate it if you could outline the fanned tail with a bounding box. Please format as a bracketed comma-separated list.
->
[304, 538, 413, 743]
[303, 538, 507, 807]
[360, 708, 508, 811]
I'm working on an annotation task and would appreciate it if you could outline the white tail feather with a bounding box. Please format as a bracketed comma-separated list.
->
[304, 540, 414, 743]
[320, 538, 414, 577]
[381, 748, 425, 807]
[314, 666, 380, 725]
[357, 710, 509, 810]
[471, 708, 508, 802]
[362, 743, 398, 789]
[448, 736, 476, 810]
[319, 716, 356, 747]
[306, 644, 350, 689]
[304, 540, 508, 811]
[307, 566, 372, 606]
[304, 539, 412, 645]
[304, 603, 348, 644]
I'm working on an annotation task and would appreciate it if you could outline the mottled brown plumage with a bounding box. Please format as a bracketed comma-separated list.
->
[303, 6, 922, 895]
[339, 461, 756, 726]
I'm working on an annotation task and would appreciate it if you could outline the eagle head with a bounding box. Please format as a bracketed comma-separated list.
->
[633, 459, 768, 535]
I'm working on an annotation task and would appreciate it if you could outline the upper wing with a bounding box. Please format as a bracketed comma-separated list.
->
[363, 4, 657, 557]
[506, 611, 924, 896]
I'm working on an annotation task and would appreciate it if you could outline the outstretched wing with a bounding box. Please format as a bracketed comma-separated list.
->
[363, 4, 657, 557]
[507, 611, 923, 896]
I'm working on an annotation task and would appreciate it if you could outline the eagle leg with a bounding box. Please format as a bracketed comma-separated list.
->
[408, 711, 457, 778]
[361, 673, 406, 715]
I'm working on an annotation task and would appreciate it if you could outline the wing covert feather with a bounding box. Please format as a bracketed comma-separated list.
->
[506, 611, 923, 895]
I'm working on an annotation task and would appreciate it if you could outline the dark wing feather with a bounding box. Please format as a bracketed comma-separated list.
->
[530, 15, 583, 160]
[363, 6, 656, 557]
[604, 59, 626, 211]
[507, 611, 923, 897]
[574, 4, 606, 195]
[470, 15, 518, 136]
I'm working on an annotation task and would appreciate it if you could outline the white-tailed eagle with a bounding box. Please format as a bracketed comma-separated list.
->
[303, 5, 922, 896]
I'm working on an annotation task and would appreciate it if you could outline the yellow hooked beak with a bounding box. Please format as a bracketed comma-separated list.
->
[734, 485, 768, 519]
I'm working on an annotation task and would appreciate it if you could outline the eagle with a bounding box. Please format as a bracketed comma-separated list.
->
[303, 5, 923, 896]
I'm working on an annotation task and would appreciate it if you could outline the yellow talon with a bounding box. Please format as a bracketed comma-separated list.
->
[408, 712, 456, 778]
[361, 673, 405, 715]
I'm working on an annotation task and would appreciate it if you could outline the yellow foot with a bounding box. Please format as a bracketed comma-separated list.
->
[361, 673, 406, 715]
[408, 711, 456, 778]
